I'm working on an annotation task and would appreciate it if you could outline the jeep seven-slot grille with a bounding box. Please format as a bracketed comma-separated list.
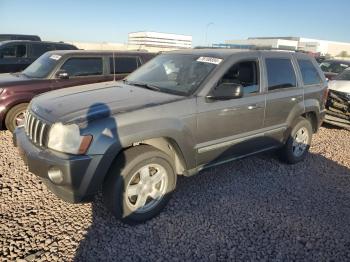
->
[24, 111, 50, 147]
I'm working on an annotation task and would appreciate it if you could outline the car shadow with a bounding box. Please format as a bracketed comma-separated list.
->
[73, 124, 350, 261]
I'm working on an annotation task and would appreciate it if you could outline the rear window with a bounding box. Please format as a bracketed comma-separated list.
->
[297, 59, 322, 85]
[54, 44, 76, 50]
[61, 57, 103, 76]
[110, 56, 139, 74]
[266, 58, 297, 91]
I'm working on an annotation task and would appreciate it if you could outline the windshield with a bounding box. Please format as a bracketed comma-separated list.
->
[125, 54, 221, 96]
[320, 61, 350, 74]
[22, 53, 59, 78]
[335, 68, 350, 81]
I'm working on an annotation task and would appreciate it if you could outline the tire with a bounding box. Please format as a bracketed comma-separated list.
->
[103, 145, 176, 223]
[280, 117, 313, 164]
[5, 103, 29, 132]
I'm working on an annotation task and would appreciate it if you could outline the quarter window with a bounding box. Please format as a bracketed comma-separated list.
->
[61, 57, 103, 77]
[266, 58, 296, 91]
[298, 59, 322, 85]
[218, 60, 260, 95]
[110, 56, 139, 74]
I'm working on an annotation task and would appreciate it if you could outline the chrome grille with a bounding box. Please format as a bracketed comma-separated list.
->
[24, 111, 49, 147]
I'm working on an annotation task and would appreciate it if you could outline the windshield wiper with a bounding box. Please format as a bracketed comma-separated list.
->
[123, 80, 161, 91]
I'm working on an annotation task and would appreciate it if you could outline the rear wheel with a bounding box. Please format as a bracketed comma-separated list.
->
[280, 117, 313, 164]
[103, 145, 176, 223]
[5, 103, 28, 132]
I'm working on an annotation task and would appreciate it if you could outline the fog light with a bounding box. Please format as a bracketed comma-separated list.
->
[48, 167, 64, 184]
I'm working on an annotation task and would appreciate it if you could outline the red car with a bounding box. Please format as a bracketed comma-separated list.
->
[0, 50, 156, 131]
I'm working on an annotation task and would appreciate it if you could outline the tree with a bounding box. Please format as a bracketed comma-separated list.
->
[338, 51, 349, 58]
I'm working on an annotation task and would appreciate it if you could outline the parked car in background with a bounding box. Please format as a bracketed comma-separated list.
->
[325, 68, 350, 129]
[14, 49, 327, 223]
[0, 34, 41, 42]
[319, 59, 350, 80]
[0, 50, 156, 131]
[0, 40, 77, 73]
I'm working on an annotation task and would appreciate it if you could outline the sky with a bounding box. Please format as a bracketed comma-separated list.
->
[1, 0, 350, 46]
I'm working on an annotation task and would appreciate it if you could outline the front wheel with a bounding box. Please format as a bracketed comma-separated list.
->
[280, 117, 313, 164]
[5, 103, 29, 132]
[103, 145, 176, 223]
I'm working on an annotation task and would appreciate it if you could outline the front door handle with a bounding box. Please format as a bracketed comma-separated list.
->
[247, 104, 262, 110]
[291, 96, 303, 102]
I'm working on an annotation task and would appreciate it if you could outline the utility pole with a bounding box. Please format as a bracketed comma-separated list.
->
[205, 22, 214, 47]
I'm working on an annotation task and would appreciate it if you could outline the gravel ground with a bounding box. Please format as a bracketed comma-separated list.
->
[0, 126, 349, 261]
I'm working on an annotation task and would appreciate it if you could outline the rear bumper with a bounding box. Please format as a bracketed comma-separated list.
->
[14, 127, 105, 203]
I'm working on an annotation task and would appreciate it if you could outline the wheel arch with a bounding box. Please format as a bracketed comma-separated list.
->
[130, 137, 187, 175]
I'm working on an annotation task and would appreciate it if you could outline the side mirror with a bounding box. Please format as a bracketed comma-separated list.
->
[56, 69, 69, 79]
[208, 82, 243, 100]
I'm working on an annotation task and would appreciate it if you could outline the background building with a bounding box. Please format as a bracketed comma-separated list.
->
[128, 31, 192, 52]
[223, 37, 350, 58]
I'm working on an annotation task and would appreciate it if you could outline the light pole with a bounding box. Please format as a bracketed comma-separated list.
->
[205, 22, 214, 47]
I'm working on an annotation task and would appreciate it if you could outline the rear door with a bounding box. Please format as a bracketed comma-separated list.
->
[262, 53, 303, 145]
[0, 43, 29, 73]
[50, 56, 110, 90]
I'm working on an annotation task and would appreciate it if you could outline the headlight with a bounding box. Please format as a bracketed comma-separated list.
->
[47, 123, 92, 154]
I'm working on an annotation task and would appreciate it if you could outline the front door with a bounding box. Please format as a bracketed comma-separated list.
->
[50, 56, 111, 90]
[196, 58, 266, 166]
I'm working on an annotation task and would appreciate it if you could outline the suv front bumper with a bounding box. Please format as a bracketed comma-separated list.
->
[13, 127, 105, 203]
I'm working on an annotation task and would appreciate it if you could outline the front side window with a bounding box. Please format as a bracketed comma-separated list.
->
[126, 54, 219, 96]
[298, 59, 322, 85]
[110, 56, 139, 74]
[266, 58, 296, 91]
[0, 44, 27, 58]
[320, 61, 350, 74]
[218, 60, 259, 95]
[60, 57, 103, 77]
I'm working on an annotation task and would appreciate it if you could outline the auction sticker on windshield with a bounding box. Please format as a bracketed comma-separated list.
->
[50, 55, 61, 60]
[197, 57, 223, 65]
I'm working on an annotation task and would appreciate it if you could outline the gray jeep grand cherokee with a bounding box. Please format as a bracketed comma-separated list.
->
[14, 49, 327, 222]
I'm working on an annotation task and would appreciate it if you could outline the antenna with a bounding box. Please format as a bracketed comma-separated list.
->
[113, 51, 116, 82]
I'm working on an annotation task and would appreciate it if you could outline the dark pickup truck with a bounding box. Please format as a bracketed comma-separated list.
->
[0, 40, 77, 73]
[0, 50, 156, 131]
[15, 49, 327, 223]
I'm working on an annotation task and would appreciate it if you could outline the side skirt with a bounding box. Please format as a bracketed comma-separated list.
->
[184, 146, 280, 177]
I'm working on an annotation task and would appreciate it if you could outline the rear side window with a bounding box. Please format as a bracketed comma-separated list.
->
[266, 58, 296, 91]
[31, 44, 54, 57]
[0, 44, 27, 58]
[298, 59, 322, 85]
[110, 56, 139, 74]
[61, 57, 103, 77]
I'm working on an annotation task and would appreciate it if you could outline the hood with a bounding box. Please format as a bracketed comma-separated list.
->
[0, 73, 31, 87]
[30, 81, 183, 124]
[328, 80, 350, 93]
